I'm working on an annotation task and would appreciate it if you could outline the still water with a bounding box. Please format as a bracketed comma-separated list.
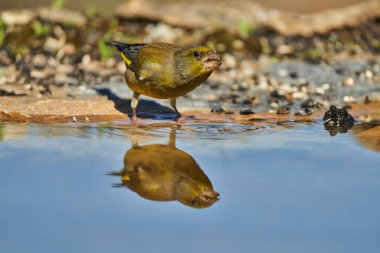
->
[0, 122, 379, 253]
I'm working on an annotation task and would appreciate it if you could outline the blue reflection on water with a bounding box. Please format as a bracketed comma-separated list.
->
[0, 123, 379, 253]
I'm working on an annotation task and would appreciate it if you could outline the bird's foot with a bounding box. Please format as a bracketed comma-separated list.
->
[131, 116, 139, 128]
[176, 116, 185, 124]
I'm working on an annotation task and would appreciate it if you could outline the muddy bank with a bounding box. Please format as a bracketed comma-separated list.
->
[0, 95, 378, 124]
[0, 1, 379, 126]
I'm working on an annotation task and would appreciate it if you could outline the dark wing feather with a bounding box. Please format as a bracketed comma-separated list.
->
[106, 41, 146, 68]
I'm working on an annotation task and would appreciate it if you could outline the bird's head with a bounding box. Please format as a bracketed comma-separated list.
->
[176, 46, 222, 80]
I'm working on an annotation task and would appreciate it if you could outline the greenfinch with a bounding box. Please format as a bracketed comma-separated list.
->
[107, 41, 221, 126]
[109, 129, 220, 208]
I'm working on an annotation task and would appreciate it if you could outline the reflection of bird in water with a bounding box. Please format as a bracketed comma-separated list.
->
[109, 129, 219, 208]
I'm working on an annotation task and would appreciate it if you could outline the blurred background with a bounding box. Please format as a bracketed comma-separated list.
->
[0, 0, 369, 14]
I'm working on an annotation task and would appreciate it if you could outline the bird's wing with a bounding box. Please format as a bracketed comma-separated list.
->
[135, 42, 182, 82]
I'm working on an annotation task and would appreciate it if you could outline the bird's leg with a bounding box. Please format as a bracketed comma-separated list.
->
[170, 98, 185, 124]
[131, 92, 140, 127]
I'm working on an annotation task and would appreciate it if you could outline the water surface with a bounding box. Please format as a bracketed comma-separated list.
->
[0, 122, 379, 253]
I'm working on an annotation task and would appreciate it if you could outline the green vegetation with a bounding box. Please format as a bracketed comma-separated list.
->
[51, 0, 66, 10]
[303, 48, 321, 62]
[32, 21, 51, 38]
[238, 20, 255, 38]
[84, 4, 98, 19]
[259, 38, 271, 55]
[0, 19, 5, 47]
[97, 39, 114, 60]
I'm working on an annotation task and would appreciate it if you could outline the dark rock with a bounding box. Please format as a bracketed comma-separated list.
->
[239, 109, 255, 115]
[364, 95, 371, 104]
[323, 105, 355, 136]
[323, 105, 355, 125]
[289, 72, 298, 79]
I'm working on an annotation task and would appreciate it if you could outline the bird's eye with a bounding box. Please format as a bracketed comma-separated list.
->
[193, 51, 202, 60]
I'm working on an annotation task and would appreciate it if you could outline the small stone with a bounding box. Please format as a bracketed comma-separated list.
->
[277, 106, 290, 114]
[232, 40, 245, 50]
[295, 108, 313, 116]
[276, 45, 294, 55]
[343, 77, 354, 87]
[30, 70, 48, 79]
[230, 84, 239, 91]
[321, 83, 330, 90]
[278, 69, 288, 77]
[316, 87, 325, 95]
[301, 98, 323, 109]
[257, 75, 268, 89]
[1, 10, 35, 25]
[239, 109, 255, 115]
[364, 95, 371, 104]
[279, 83, 292, 93]
[63, 43, 76, 56]
[364, 70, 373, 79]
[270, 102, 279, 109]
[82, 54, 91, 65]
[343, 96, 356, 103]
[216, 43, 226, 52]
[44, 37, 65, 53]
[289, 72, 298, 79]
[292, 92, 307, 100]
[239, 60, 256, 78]
[211, 106, 233, 114]
[32, 54, 48, 69]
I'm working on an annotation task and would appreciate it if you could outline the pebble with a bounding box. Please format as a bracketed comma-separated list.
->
[277, 106, 290, 114]
[82, 54, 92, 65]
[232, 40, 245, 50]
[343, 77, 354, 87]
[257, 75, 269, 90]
[292, 91, 307, 100]
[43, 37, 65, 53]
[278, 69, 288, 77]
[1, 10, 35, 25]
[239, 60, 256, 78]
[295, 108, 313, 116]
[239, 109, 255, 115]
[276, 45, 294, 55]
[364, 70, 373, 79]
[343, 96, 356, 103]
[32, 54, 48, 69]
[31, 70, 48, 79]
[211, 106, 234, 114]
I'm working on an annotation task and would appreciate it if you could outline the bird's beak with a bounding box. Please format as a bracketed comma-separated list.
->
[203, 51, 222, 69]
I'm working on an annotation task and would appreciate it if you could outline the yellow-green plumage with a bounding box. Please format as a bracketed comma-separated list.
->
[107, 41, 221, 126]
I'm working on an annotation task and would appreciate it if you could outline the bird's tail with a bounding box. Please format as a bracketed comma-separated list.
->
[105, 41, 132, 51]
[106, 41, 145, 66]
